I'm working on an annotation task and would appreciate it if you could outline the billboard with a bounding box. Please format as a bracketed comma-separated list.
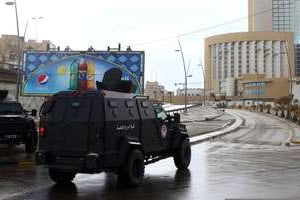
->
[22, 51, 144, 96]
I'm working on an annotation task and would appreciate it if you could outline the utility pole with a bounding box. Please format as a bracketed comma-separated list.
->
[5, 0, 21, 101]
[282, 42, 293, 119]
[198, 59, 206, 106]
[176, 39, 188, 112]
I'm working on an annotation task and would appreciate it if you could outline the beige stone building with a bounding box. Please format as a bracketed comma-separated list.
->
[0, 35, 23, 70]
[144, 81, 166, 100]
[205, 32, 294, 101]
[204, 0, 300, 102]
[144, 81, 203, 104]
[0, 34, 55, 109]
[176, 88, 204, 97]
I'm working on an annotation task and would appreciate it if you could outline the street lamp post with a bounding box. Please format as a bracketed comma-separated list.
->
[198, 59, 206, 106]
[168, 92, 172, 103]
[23, 17, 44, 41]
[282, 42, 293, 119]
[175, 40, 188, 112]
[32, 16, 44, 41]
[153, 91, 157, 101]
[5, 0, 21, 102]
[160, 91, 164, 102]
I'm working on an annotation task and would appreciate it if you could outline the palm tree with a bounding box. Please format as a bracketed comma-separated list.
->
[290, 104, 299, 122]
[273, 106, 279, 116]
[265, 104, 271, 114]
[258, 104, 264, 112]
[275, 96, 290, 118]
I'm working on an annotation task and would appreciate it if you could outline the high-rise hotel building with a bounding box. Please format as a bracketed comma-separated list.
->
[205, 0, 299, 101]
[249, 0, 300, 75]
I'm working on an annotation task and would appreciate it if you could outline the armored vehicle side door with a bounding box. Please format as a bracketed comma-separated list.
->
[153, 105, 171, 147]
[104, 98, 140, 167]
[137, 99, 164, 153]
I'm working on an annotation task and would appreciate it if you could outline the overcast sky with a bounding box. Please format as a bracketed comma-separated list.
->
[0, 0, 248, 91]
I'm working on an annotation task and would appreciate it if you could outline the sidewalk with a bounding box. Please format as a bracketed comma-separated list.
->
[180, 107, 244, 143]
[283, 119, 300, 145]
[180, 106, 225, 123]
[265, 111, 300, 145]
[189, 109, 244, 144]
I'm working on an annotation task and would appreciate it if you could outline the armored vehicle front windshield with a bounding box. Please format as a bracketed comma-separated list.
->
[0, 102, 23, 114]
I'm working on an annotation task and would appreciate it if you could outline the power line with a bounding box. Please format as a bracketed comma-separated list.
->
[130, 1, 292, 47]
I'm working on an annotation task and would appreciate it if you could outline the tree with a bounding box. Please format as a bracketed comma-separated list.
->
[210, 92, 216, 101]
[0, 37, 17, 69]
[265, 104, 271, 114]
[274, 96, 289, 106]
[258, 104, 263, 112]
[251, 104, 256, 111]
[293, 99, 299, 104]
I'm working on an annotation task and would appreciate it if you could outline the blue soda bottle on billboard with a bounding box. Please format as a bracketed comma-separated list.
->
[78, 58, 87, 90]
[69, 60, 78, 90]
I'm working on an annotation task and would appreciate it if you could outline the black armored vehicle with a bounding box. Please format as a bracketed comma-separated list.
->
[36, 69, 191, 186]
[0, 90, 38, 153]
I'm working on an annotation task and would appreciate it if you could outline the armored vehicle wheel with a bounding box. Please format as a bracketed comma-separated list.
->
[118, 149, 144, 187]
[174, 139, 191, 170]
[49, 168, 76, 184]
[25, 131, 38, 153]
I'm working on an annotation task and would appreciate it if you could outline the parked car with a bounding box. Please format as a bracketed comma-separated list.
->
[0, 90, 38, 153]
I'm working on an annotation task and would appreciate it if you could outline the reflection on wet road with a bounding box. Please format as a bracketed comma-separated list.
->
[2, 110, 300, 200]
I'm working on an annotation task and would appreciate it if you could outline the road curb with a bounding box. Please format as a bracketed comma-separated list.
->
[204, 112, 225, 121]
[190, 110, 244, 145]
[188, 119, 236, 138]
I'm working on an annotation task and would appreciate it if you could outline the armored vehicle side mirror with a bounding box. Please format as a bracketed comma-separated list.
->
[166, 114, 171, 121]
[31, 109, 37, 117]
[174, 113, 180, 123]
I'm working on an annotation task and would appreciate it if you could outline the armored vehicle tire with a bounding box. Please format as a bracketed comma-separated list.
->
[25, 131, 38, 153]
[174, 139, 191, 170]
[118, 149, 145, 187]
[49, 168, 76, 184]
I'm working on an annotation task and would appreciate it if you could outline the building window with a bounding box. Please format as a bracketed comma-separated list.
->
[244, 89, 266, 96]
[272, 0, 292, 32]
[244, 82, 266, 87]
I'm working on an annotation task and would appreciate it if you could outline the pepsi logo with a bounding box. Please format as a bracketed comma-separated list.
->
[78, 71, 87, 80]
[37, 74, 49, 85]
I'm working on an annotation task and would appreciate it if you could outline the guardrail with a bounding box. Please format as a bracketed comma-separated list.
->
[165, 104, 201, 114]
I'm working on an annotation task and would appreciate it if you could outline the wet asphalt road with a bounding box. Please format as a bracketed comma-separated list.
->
[2, 110, 300, 200]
